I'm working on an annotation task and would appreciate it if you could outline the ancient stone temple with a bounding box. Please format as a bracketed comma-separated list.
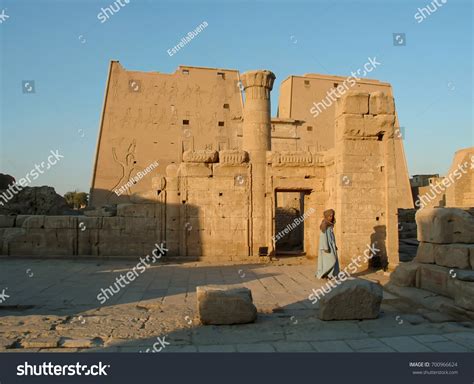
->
[85, 62, 413, 267]
[1, 62, 414, 269]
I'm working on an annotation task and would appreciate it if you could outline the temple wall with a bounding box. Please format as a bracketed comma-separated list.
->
[90, 62, 244, 207]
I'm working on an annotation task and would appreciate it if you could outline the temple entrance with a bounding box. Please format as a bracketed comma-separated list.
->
[274, 190, 306, 255]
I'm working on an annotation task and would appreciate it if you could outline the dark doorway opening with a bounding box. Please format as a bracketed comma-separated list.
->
[274, 191, 305, 255]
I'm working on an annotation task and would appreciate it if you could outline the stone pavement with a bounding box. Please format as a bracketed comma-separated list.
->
[0, 257, 473, 352]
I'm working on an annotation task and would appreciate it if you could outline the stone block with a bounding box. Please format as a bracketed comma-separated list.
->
[178, 163, 212, 177]
[335, 91, 369, 116]
[417, 263, 449, 296]
[0, 215, 15, 227]
[15, 215, 31, 227]
[97, 229, 121, 242]
[60, 337, 102, 348]
[454, 270, 474, 282]
[44, 216, 78, 229]
[21, 337, 59, 348]
[83, 206, 116, 217]
[101, 217, 125, 230]
[335, 114, 364, 141]
[389, 262, 419, 287]
[22, 215, 45, 229]
[2, 227, 26, 242]
[182, 150, 218, 163]
[124, 218, 159, 233]
[218, 150, 249, 164]
[7, 228, 76, 256]
[416, 208, 474, 244]
[78, 216, 102, 229]
[6, 241, 37, 256]
[369, 91, 395, 115]
[451, 279, 474, 311]
[414, 242, 435, 264]
[130, 191, 160, 203]
[98, 240, 144, 257]
[335, 113, 395, 140]
[197, 286, 257, 325]
[318, 278, 383, 320]
[212, 164, 249, 178]
[363, 114, 395, 137]
[117, 203, 157, 218]
[433, 243, 472, 269]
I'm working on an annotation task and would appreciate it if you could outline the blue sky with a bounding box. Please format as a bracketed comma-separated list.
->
[0, 0, 472, 195]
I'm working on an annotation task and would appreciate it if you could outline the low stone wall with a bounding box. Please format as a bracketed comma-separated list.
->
[0, 203, 163, 257]
[389, 207, 474, 313]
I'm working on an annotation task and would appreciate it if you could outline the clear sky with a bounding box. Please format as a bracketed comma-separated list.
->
[0, 0, 472, 195]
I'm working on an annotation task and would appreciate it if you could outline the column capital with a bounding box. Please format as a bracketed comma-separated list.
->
[241, 70, 276, 91]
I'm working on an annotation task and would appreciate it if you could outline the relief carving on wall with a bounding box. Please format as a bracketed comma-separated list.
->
[107, 139, 137, 201]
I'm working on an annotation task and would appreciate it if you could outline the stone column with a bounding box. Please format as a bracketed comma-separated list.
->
[241, 70, 276, 256]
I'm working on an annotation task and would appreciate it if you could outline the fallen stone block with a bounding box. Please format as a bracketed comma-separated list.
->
[416, 208, 474, 244]
[433, 243, 472, 269]
[414, 242, 435, 264]
[318, 278, 383, 320]
[197, 286, 257, 325]
[389, 262, 419, 287]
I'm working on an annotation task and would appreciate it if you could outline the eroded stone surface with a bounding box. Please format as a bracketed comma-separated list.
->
[318, 279, 383, 320]
[197, 286, 257, 325]
[416, 208, 474, 244]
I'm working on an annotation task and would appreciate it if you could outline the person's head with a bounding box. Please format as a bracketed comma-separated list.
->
[323, 209, 335, 223]
[320, 209, 336, 231]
